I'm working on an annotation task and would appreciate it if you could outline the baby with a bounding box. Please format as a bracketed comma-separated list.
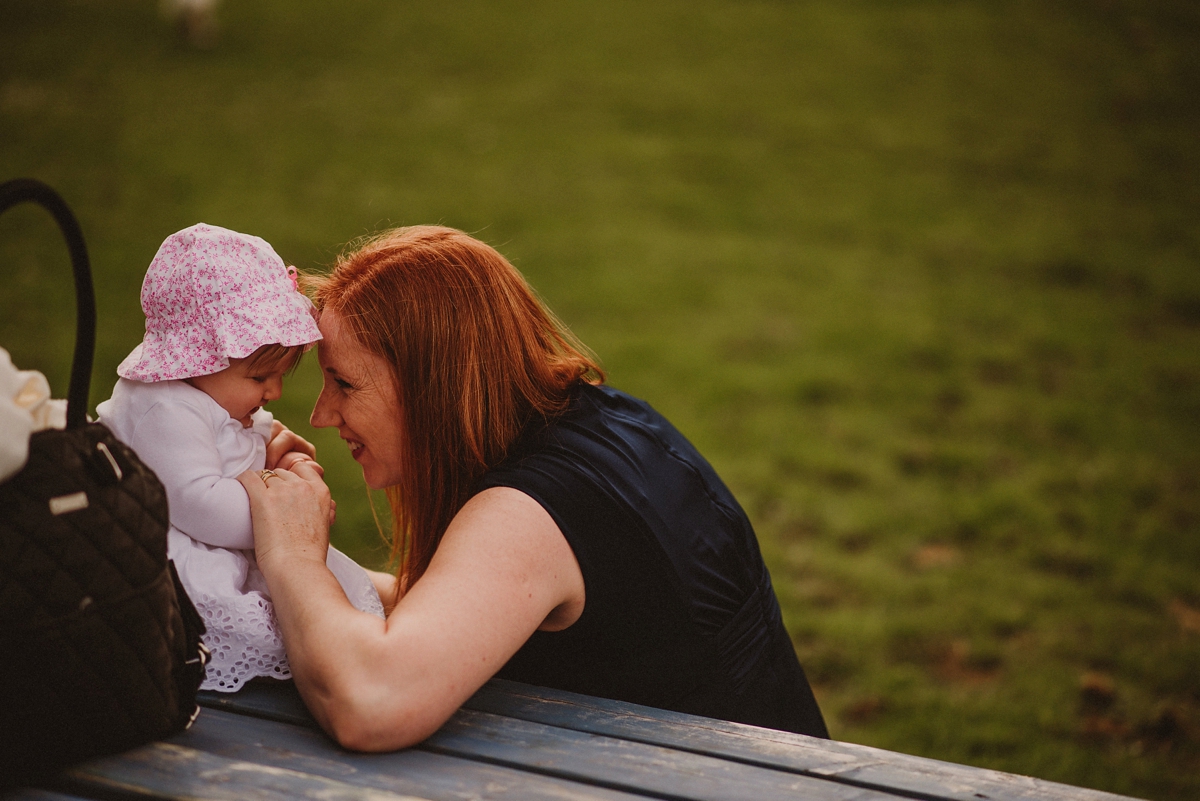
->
[98, 223, 383, 692]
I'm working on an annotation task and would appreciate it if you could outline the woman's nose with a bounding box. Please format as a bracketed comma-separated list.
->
[310, 389, 339, 429]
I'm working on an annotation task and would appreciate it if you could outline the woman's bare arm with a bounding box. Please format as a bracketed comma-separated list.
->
[238, 462, 584, 751]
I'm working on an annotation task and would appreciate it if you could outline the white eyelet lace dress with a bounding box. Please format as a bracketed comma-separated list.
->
[97, 377, 385, 692]
[168, 529, 383, 691]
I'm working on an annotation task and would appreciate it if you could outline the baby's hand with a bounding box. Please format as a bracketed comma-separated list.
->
[266, 420, 317, 469]
[277, 450, 322, 473]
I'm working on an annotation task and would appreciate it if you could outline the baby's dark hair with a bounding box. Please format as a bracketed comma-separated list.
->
[242, 343, 306, 375]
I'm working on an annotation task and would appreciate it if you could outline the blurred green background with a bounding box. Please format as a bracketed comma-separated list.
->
[2, 0, 1197, 797]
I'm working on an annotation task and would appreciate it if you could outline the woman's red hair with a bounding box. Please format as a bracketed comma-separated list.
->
[307, 226, 603, 589]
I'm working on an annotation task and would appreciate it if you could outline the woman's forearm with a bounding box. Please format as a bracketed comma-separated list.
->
[238, 461, 429, 748]
[256, 554, 418, 748]
[243, 472, 584, 753]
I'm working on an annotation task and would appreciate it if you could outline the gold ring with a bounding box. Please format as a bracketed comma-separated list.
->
[258, 469, 279, 484]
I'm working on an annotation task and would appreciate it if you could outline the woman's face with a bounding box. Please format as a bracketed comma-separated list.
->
[310, 308, 406, 489]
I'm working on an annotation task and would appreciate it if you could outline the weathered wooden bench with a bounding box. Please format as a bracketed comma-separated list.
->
[6, 679, 1141, 800]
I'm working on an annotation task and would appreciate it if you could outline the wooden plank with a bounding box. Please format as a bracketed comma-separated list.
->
[424, 708, 900, 801]
[49, 741, 434, 801]
[204, 684, 895, 801]
[199, 683, 311, 726]
[177, 707, 651, 801]
[201, 679, 1141, 801]
[463, 680, 1143, 801]
[0, 790, 92, 801]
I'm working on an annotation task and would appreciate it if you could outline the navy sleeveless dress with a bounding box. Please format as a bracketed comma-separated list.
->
[476, 383, 828, 737]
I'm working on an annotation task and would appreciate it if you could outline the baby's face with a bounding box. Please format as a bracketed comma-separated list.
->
[187, 355, 288, 428]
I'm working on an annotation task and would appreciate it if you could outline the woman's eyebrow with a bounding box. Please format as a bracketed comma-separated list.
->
[325, 365, 356, 381]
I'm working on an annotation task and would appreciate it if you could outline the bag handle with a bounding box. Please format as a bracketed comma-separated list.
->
[0, 178, 96, 430]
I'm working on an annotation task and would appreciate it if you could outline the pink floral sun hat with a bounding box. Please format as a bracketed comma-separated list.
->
[117, 223, 322, 382]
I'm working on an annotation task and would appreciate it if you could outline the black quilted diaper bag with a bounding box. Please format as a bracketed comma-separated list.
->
[0, 179, 209, 785]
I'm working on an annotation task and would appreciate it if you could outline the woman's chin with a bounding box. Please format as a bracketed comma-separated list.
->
[361, 466, 389, 491]
[355, 452, 400, 490]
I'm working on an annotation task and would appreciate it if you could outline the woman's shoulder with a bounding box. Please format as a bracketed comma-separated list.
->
[488, 382, 717, 500]
[488, 381, 749, 552]
[536, 382, 671, 441]
[554, 383, 708, 472]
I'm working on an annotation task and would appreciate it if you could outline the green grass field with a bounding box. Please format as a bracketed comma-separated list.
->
[2, 1, 1197, 797]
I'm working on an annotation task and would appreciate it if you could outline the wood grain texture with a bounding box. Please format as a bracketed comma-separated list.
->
[55, 742, 433, 801]
[426, 708, 896, 801]
[199, 683, 311, 726]
[203, 683, 893, 800]
[0, 790, 93, 801]
[197, 680, 1144, 801]
[177, 708, 650, 801]
[462, 680, 1144, 801]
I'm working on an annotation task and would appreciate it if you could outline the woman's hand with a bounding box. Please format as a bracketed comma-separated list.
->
[238, 460, 333, 573]
[265, 419, 317, 470]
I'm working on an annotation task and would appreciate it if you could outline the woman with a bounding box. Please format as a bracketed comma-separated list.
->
[241, 226, 828, 751]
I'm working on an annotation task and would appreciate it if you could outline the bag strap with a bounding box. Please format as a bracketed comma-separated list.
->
[0, 178, 96, 430]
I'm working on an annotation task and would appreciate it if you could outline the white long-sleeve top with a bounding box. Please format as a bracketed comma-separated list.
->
[98, 378, 267, 549]
[98, 377, 384, 692]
